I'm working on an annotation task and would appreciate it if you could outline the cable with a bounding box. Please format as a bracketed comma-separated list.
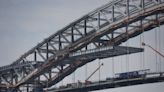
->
[141, 19, 145, 70]
[112, 37, 115, 78]
[125, 17, 130, 77]
[126, 1, 130, 78]
[126, 35, 129, 79]
[158, 15, 161, 72]
[112, 57, 114, 78]
[98, 59, 101, 82]
[85, 63, 88, 81]
[155, 25, 158, 72]
[85, 45, 88, 82]
[140, 34, 142, 70]
[120, 55, 123, 73]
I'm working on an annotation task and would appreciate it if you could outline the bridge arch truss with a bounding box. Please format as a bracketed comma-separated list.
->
[0, 0, 164, 91]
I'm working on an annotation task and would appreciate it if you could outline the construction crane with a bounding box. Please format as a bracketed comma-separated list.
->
[85, 63, 104, 82]
[142, 42, 164, 58]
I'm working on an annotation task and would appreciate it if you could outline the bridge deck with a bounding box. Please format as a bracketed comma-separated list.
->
[48, 73, 164, 92]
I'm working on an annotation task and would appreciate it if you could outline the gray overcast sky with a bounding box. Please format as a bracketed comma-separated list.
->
[0, 0, 164, 92]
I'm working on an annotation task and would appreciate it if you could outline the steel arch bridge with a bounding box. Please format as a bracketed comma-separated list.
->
[0, 0, 164, 92]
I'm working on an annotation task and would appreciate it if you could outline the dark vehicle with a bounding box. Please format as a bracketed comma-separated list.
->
[85, 80, 92, 85]
[115, 69, 150, 79]
[59, 85, 67, 89]
[106, 77, 113, 81]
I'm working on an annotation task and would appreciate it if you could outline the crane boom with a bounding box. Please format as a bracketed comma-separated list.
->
[85, 63, 103, 81]
[142, 42, 164, 58]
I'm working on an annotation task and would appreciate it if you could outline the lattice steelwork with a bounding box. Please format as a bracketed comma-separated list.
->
[0, 0, 164, 92]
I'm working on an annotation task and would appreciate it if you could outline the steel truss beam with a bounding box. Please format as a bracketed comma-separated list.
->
[0, 0, 164, 91]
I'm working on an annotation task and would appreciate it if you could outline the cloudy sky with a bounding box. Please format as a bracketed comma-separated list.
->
[0, 0, 164, 92]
